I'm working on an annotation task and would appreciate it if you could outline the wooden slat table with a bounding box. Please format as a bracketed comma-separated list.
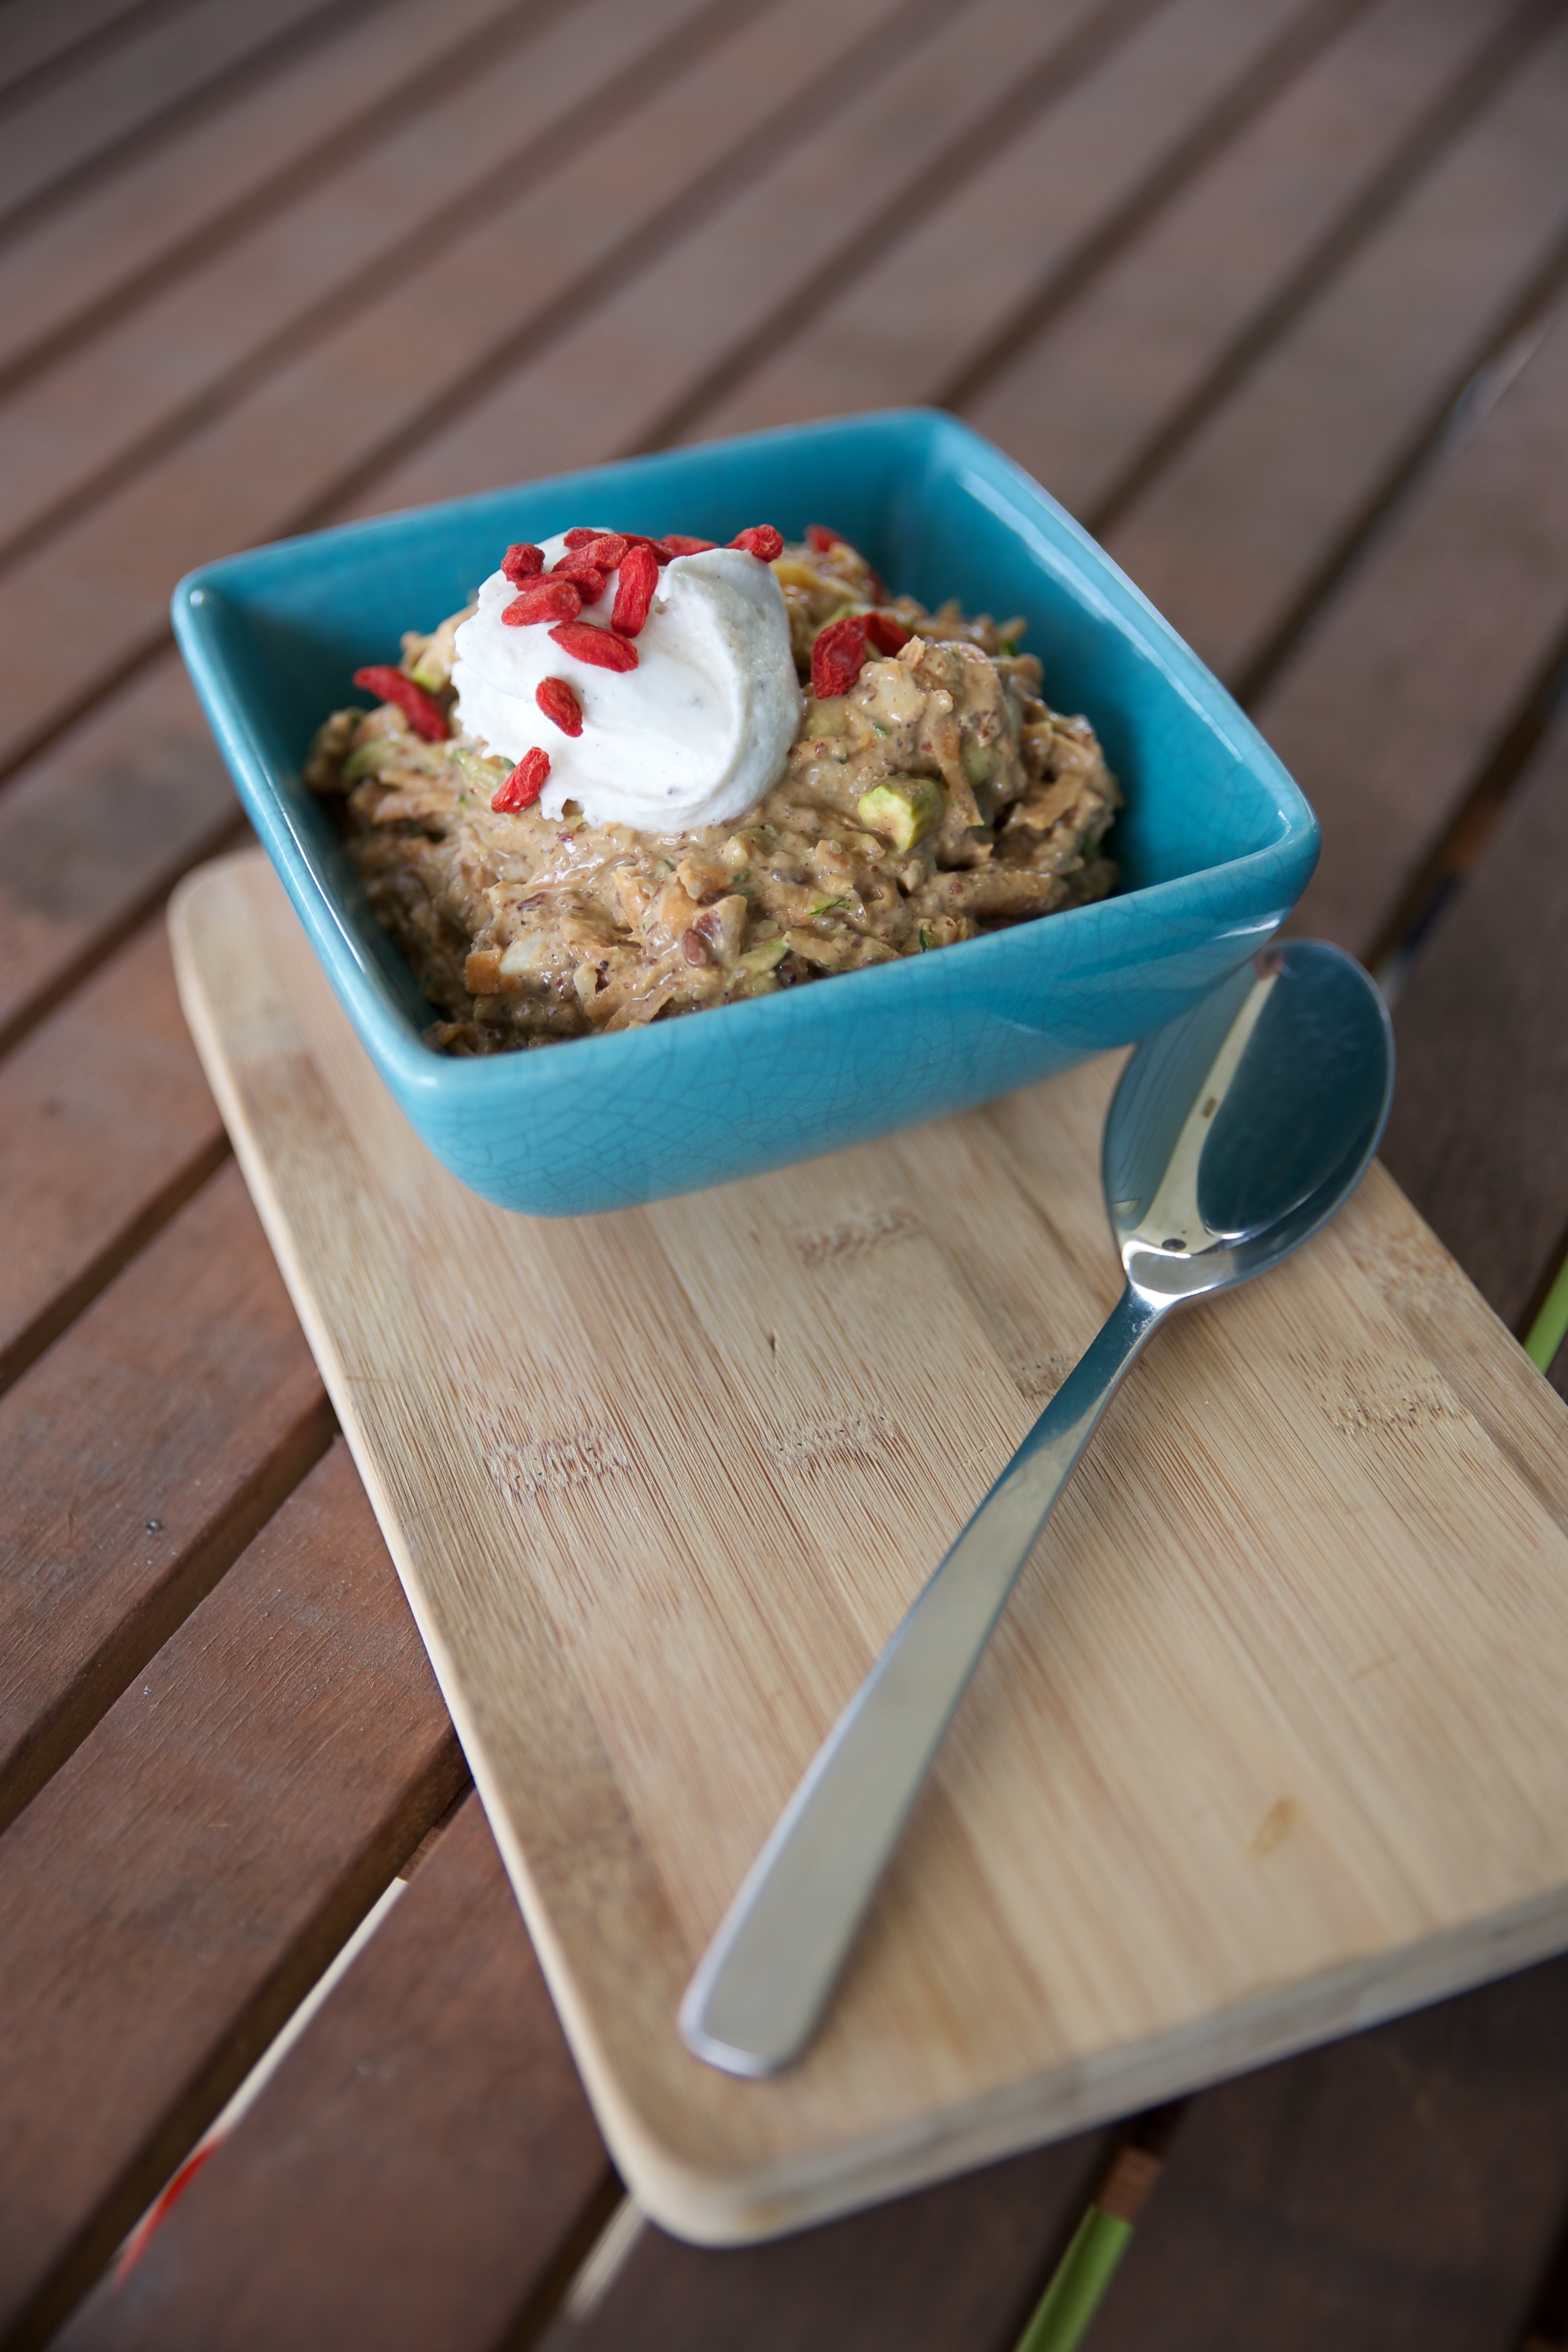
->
[1, 0, 1565, 2343]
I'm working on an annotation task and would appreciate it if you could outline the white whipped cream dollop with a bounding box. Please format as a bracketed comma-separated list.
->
[450, 530, 802, 832]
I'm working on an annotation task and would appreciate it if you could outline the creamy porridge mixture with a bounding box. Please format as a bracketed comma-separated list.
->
[306, 524, 1121, 1052]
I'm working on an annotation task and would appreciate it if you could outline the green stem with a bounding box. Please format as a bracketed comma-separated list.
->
[1525, 1251, 1568, 1375]
[1013, 2207, 1134, 2352]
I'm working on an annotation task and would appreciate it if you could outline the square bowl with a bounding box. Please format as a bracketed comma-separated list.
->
[172, 409, 1318, 1217]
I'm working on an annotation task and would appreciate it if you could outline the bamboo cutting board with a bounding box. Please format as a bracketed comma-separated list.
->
[173, 849, 1568, 2245]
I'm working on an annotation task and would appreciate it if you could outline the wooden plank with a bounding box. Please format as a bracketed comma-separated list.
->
[0, 0, 931, 778]
[686, 0, 1390, 450]
[0, 0, 190, 112]
[171, 848, 1568, 2244]
[1096, 0, 1568, 688]
[0, 0, 718, 560]
[0, 0, 531, 383]
[0, 657, 237, 1055]
[546, 2140, 1116, 2352]
[1081, 1955, 1568, 2352]
[0, 1160, 332, 1833]
[956, 0, 1512, 522]
[1380, 707, 1568, 1339]
[1261, 304, 1568, 959]
[0, 0, 360, 234]
[356, 0, 1207, 515]
[0, 1436, 464, 2351]
[59, 1796, 616, 2352]
[0, 919, 225, 1395]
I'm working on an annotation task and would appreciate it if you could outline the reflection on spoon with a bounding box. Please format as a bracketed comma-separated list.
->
[680, 940, 1394, 2078]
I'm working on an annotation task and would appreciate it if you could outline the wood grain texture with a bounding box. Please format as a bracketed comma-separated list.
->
[0, 0, 916, 778]
[0, 0, 714, 562]
[548, 2134, 1116, 2352]
[689, 0, 1384, 450]
[355, 0, 1177, 518]
[959, 0, 1513, 523]
[1267, 303, 1568, 958]
[1381, 707, 1568, 1337]
[1097, 0, 1568, 689]
[1081, 1954, 1568, 2352]
[60, 1795, 615, 2352]
[0, 918, 226, 1393]
[0, 1436, 464, 2352]
[0, 657, 237, 1051]
[0, 0, 353, 233]
[0, 1161, 331, 1831]
[171, 849, 1568, 2245]
[0, 0, 530, 383]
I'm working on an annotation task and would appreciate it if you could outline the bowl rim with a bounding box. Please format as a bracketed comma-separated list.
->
[171, 407, 1319, 1100]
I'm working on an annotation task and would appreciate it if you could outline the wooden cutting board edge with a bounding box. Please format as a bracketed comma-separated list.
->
[168, 851, 1568, 2245]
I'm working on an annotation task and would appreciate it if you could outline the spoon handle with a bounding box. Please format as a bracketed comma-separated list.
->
[679, 1283, 1164, 2077]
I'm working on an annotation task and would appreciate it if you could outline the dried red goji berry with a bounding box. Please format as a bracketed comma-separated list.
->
[536, 677, 583, 736]
[729, 524, 783, 561]
[556, 533, 628, 572]
[810, 615, 868, 701]
[548, 619, 640, 672]
[864, 610, 911, 656]
[805, 524, 844, 553]
[621, 533, 673, 562]
[351, 665, 450, 741]
[563, 527, 603, 548]
[549, 561, 607, 604]
[661, 533, 717, 555]
[492, 747, 550, 812]
[612, 541, 659, 637]
[501, 542, 544, 585]
[503, 576, 582, 626]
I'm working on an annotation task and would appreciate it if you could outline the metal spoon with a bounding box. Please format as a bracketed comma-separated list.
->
[680, 939, 1394, 2077]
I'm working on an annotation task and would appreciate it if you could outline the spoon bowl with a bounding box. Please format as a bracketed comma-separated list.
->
[1110, 940, 1393, 1302]
[681, 940, 1394, 2078]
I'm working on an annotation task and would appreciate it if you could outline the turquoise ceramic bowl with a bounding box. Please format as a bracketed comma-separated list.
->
[172, 410, 1317, 1216]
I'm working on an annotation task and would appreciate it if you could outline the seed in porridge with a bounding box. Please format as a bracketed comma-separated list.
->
[730, 525, 784, 561]
[536, 677, 584, 736]
[504, 576, 582, 627]
[612, 542, 659, 637]
[811, 614, 868, 701]
[493, 747, 550, 812]
[548, 619, 640, 672]
[501, 542, 545, 585]
[349, 665, 450, 741]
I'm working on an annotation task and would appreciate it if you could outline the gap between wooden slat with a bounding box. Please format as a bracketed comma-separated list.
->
[0, 0, 784, 587]
[0, 0, 593, 404]
[0, 805, 247, 1063]
[628, 0, 1183, 456]
[0, 0, 200, 119]
[1061, 0, 1565, 543]
[932, 0, 1372, 417]
[1366, 605, 1568, 990]
[0, 1441, 468, 2352]
[1233, 285, 1568, 714]
[0, 0, 967, 793]
[0, 1132, 230, 1399]
[0, 0, 393, 258]
[276, 0, 987, 540]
